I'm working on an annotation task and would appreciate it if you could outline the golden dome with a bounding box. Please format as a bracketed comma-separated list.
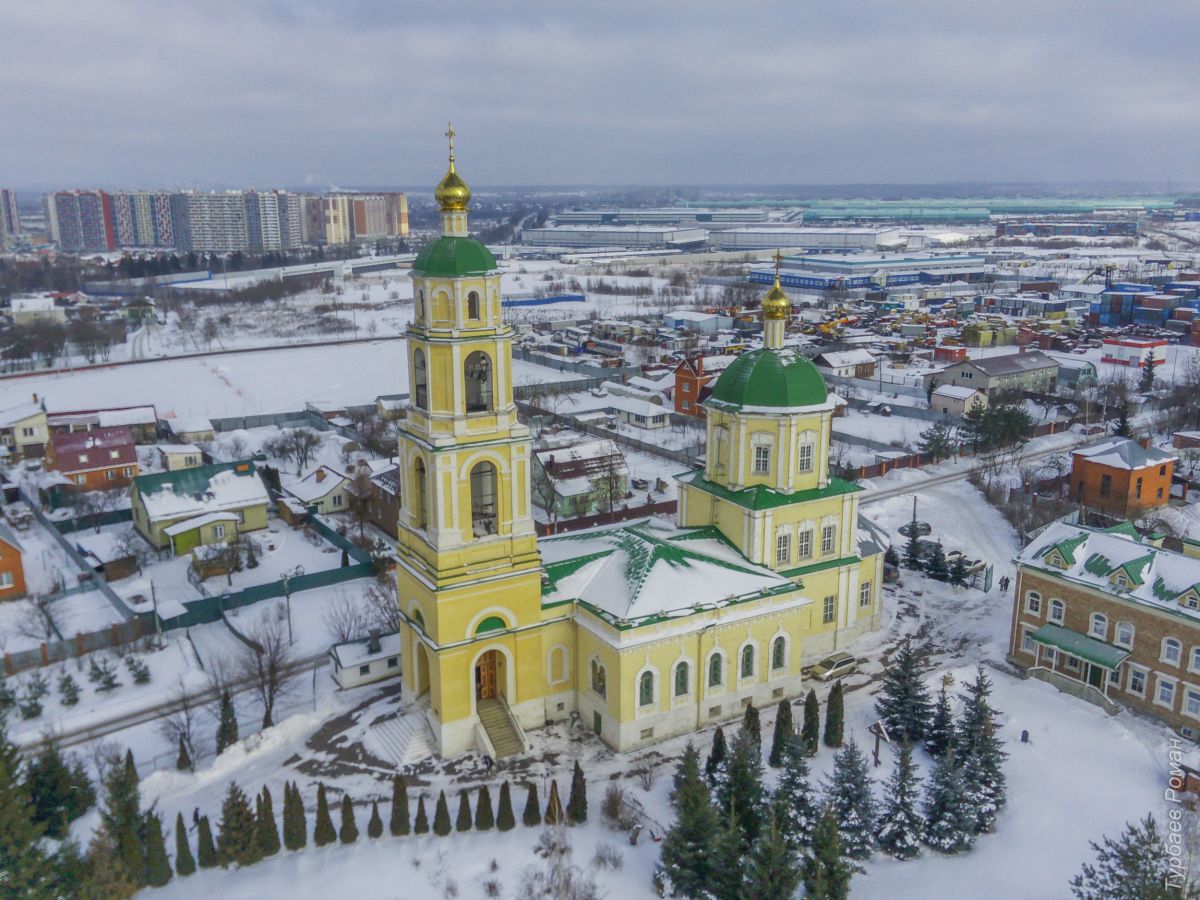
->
[435, 122, 471, 212]
[761, 251, 791, 320]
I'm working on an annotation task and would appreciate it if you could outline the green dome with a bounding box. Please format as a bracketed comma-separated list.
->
[412, 236, 497, 278]
[707, 349, 828, 410]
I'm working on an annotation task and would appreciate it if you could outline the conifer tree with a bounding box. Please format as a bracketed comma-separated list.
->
[455, 789, 472, 832]
[522, 782, 542, 827]
[715, 730, 766, 849]
[0, 715, 60, 897]
[821, 738, 877, 860]
[176, 734, 192, 772]
[281, 782, 297, 850]
[742, 701, 762, 754]
[100, 749, 145, 884]
[823, 680, 845, 748]
[1070, 814, 1182, 900]
[567, 760, 587, 824]
[801, 689, 821, 756]
[433, 790, 452, 836]
[413, 795, 430, 834]
[705, 724, 727, 783]
[773, 734, 818, 853]
[1113, 402, 1133, 438]
[954, 666, 1007, 834]
[876, 745, 923, 861]
[874, 640, 933, 744]
[658, 743, 719, 899]
[496, 781, 516, 831]
[769, 698, 794, 767]
[256, 785, 280, 857]
[1138, 354, 1157, 394]
[292, 782, 309, 850]
[313, 783, 336, 846]
[174, 812, 196, 876]
[804, 807, 854, 900]
[922, 753, 974, 853]
[949, 553, 968, 588]
[902, 522, 923, 570]
[925, 680, 954, 758]
[884, 545, 900, 568]
[197, 815, 217, 869]
[544, 779, 564, 825]
[143, 811, 173, 887]
[925, 544, 950, 582]
[367, 800, 383, 838]
[339, 794, 358, 844]
[475, 785, 494, 831]
[25, 737, 94, 839]
[708, 805, 748, 900]
[218, 781, 260, 867]
[215, 690, 238, 755]
[745, 810, 803, 899]
[389, 775, 410, 836]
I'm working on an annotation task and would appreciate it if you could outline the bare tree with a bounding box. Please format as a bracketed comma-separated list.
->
[111, 527, 149, 575]
[17, 594, 62, 643]
[345, 465, 376, 539]
[158, 678, 201, 769]
[361, 577, 400, 634]
[590, 451, 628, 515]
[236, 617, 296, 729]
[323, 592, 368, 643]
[285, 427, 324, 473]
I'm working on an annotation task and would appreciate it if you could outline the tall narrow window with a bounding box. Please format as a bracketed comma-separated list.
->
[639, 671, 654, 708]
[753, 445, 771, 474]
[413, 458, 428, 530]
[771, 636, 786, 671]
[591, 660, 607, 698]
[674, 662, 689, 697]
[821, 523, 836, 555]
[798, 444, 814, 473]
[415, 289, 424, 321]
[470, 461, 498, 537]
[467, 290, 481, 320]
[776, 532, 791, 566]
[708, 653, 723, 688]
[464, 351, 492, 413]
[740, 645, 755, 679]
[413, 349, 428, 410]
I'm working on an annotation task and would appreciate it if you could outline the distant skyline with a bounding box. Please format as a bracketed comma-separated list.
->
[3, 1, 1199, 190]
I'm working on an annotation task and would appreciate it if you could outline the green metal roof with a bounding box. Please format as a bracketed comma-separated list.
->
[411, 236, 497, 278]
[1030, 623, 1129, 670]
[680, 470, 862, 511]
[706, 349, 828, 411]
[133, 460, 257, 497]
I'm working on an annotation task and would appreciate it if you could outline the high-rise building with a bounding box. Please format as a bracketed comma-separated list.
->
[44, 190, 116, 252]
[0, 189, 20, 249]
[176, 191, 249, 253]
[111, 191, 175, 248]
[322, 192, 409, 245]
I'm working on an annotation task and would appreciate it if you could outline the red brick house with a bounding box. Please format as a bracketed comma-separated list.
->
[46, 427, 139, 491]
[673, 354, 738, 418]
[0, 522, 26, 600]
[1070, 437, 1176, 519]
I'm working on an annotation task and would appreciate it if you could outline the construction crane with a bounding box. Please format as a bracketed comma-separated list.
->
[1081, 263, 1117, 289]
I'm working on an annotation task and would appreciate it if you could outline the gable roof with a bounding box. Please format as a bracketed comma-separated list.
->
[285, 465, 349, 503]
[1073, 437, 1176, 471]
[50, 427, 137, 474]
[963, 350, 1057, 377]
[813, 349, 876, 369]
[134, 460, 268, 522]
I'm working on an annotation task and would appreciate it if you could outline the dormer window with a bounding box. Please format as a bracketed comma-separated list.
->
[78, 453, 88, 463]
[1114, 572, 1129, 589]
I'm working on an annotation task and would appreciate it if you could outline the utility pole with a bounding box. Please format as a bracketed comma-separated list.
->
[150, 581, 163, 650]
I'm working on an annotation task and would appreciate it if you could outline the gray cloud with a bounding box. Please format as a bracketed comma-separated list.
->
[1, 0, 1197, 188]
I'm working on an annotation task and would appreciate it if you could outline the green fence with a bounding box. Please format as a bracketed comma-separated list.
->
[52, 508, 134, 534]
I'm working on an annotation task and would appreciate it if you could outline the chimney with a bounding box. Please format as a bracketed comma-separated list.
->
[315, 468, 326, 482]
[32, 393, 37, 404]
[367, 629, 381, 654]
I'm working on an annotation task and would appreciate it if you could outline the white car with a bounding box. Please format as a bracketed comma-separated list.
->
[808, 651, 858, 682]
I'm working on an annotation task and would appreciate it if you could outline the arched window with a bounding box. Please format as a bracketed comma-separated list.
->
[710, 425, 728, 477]
[413, 458, 428, 530]
[674, 661, 689, 698]
[413, 349, 428, 410]
[708, 653, 724, 689]
[1115, 621, 1135, 649]
[412, 608, 425, 631]
[1025, 591, 1042, 615]
[415, 289, 424, 321]
[475, 615, 506, 635]
[1049, 599, 1065, 625]
[1163, 638, 1183, 666]
[1089, 613, 1108, 640]
[464, 351, 492, 413]
[771, 636, 786, 671]
[591, 659, 607, 698]
[638, 671, 654, 708]
[467, 290, 481, 320]
[740, 645, 755, 679]
[1190, 647, 1200, 674]
[470, 461, 498, 537]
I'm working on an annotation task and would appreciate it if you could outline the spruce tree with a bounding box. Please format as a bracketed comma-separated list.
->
[715, 730, 766, 849]
[1138, 354, 1156, 394]
[801, 689, 820, 756]
[567, 760, 587, 824]
[705, 724, 727, 783]
[0, 716, 60, 897]
[25, 738, 94, 839]
[804, 807, 854, 900]
[773, 734, 818, 853]
[496, 781, 516, 831]
[823, 680, 845, 748]
[433, 790, 452, 836]
[475, 785, 495, 831]
[174, 812, 196, 876]
[1113, 402, 1133, 438]
[281, 782, 297, 850]
[544, 779, 564, 825]
[339, 794, 358, 843]
[874, 640, 933, 744]
[884, 545, 900, 568]
[367, 800, 383, 838]
[216, 690, 238, 755]
[256, 785, 280, 857]
[389, 775, 410, 836]
[708, 805, 748, 900]
[291, 782, 309, 850]
[413, 795, 430, 834]
[143, 811, 172, 887]
[925, 681, 954, 758]
[455, 789, 472, 832]
[658, 743, 719, 899]
[949, 553, 968, 588]
[1070, 814, 1181, 900]
[955, 666, 1007, 834]
[902, 522, 923, 570]
[745, 810, 803, 899]
[522, 782, 542, 827]
[217, 782, 260, 867]
[99, 749, 144, 884]
[176, 734, 192, 772]
[821, 738, 877, 860]
[922, 753, 974, 854]
[197, 815, 217, 869]
[876, 745, 923, 861]
[313, 783, 336, 846]
[769, 698, 794, 767]
[925, 543, 950, 582]
[742, 701, 762, 755]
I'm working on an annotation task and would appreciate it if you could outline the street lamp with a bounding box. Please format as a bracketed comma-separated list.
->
[281, 564, 305, 644]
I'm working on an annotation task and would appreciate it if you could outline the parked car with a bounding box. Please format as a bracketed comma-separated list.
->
[807, 651, 858, 682]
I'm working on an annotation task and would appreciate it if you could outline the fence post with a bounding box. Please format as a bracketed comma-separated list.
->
[40, 643, 49, 666]
[75, 633, 84, 659]
[3, 652, 11, 676]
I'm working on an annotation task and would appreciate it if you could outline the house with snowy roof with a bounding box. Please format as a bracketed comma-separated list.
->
[1009, 521, 1200, 739]
[532, 439, 629, 521]
[1070, 437, 1176, 519]
[812, 349, 877, 379]
[931, 384, 987, 418]
[284, 465, 350, 515]
[131, 460, 269, 554]
[925, 349, 1058, 399]
[47, 405, 159, 444]
[45, 427, 138, 491]
[0, 397, 48, 459]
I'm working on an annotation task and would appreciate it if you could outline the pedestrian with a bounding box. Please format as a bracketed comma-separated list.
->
[482, 755, 495, 774]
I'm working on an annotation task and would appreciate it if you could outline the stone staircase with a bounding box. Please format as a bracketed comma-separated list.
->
[477, 698, 525, 759]
[371, 713, 435, 767]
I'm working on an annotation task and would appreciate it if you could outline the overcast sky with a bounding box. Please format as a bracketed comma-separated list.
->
[3, 1, 1198, 191]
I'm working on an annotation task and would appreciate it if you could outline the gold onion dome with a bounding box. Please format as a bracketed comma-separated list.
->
[435, 122, 471, 211]
[761, 250, 791, 320]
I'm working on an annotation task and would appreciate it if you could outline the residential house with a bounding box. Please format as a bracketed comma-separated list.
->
[9, 294, 66, 327]
[367, 464, 401, 538]
[931, 384, 987, 418]
[0, 398, 48, 459]
[47, 405, 158, 444]
[75, 531, 140, 582]
[662, 309, 732, 334]
[812, 349, 877, 379]
[1008, 522, 1200, 739]
[606, 395, 670, 430]
[330, 630, 402, 689]
[164, 417, 215, 444]
[532, 440, 629, 520]
[926, 349, 1059, 399]
[0, 522, 26, 600]
[1071, 437, 1176, 518]
[285, 465, 350, 515]
[157, 443, 204, 471]
[1174, 431, 1200, 451]
[131, 460, 269, 553]
[45, 427, 139, 490]
[673, 354, 738, 418]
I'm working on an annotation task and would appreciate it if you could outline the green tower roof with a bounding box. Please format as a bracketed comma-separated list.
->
[706, 349, 828, 411]
[412, 236, 497, 278]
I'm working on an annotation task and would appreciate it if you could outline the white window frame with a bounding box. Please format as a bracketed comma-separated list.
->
[1025, 590, 1042, 616]
[1115, 621, 1134, 650]
[212, 524, 226, 539]
[753, 444, 771, 475]
[822, 595, 836, 624]
[797, 443, 814, 473]
[775, 531, 791, 566]
[1020, 627, 1035, 655]
[1163, 638, 1184, 667]
[1127, 665, 1148, 698]
[1185, 686, 1200, 721]
[797, 529, 813, 560]
[1089, 613, 1108, 641]
[859, 581, 872, 608]
[821, 524, 836, 555]
[0, 571, 13, 589]
[1156, 674, 1178, 710]
[1048, 599, 1065, 625]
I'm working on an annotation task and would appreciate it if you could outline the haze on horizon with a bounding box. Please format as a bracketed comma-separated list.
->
[2, 0, 1198, 192]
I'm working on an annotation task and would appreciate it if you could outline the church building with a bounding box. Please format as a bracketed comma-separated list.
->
[395, 131, 887, 757]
